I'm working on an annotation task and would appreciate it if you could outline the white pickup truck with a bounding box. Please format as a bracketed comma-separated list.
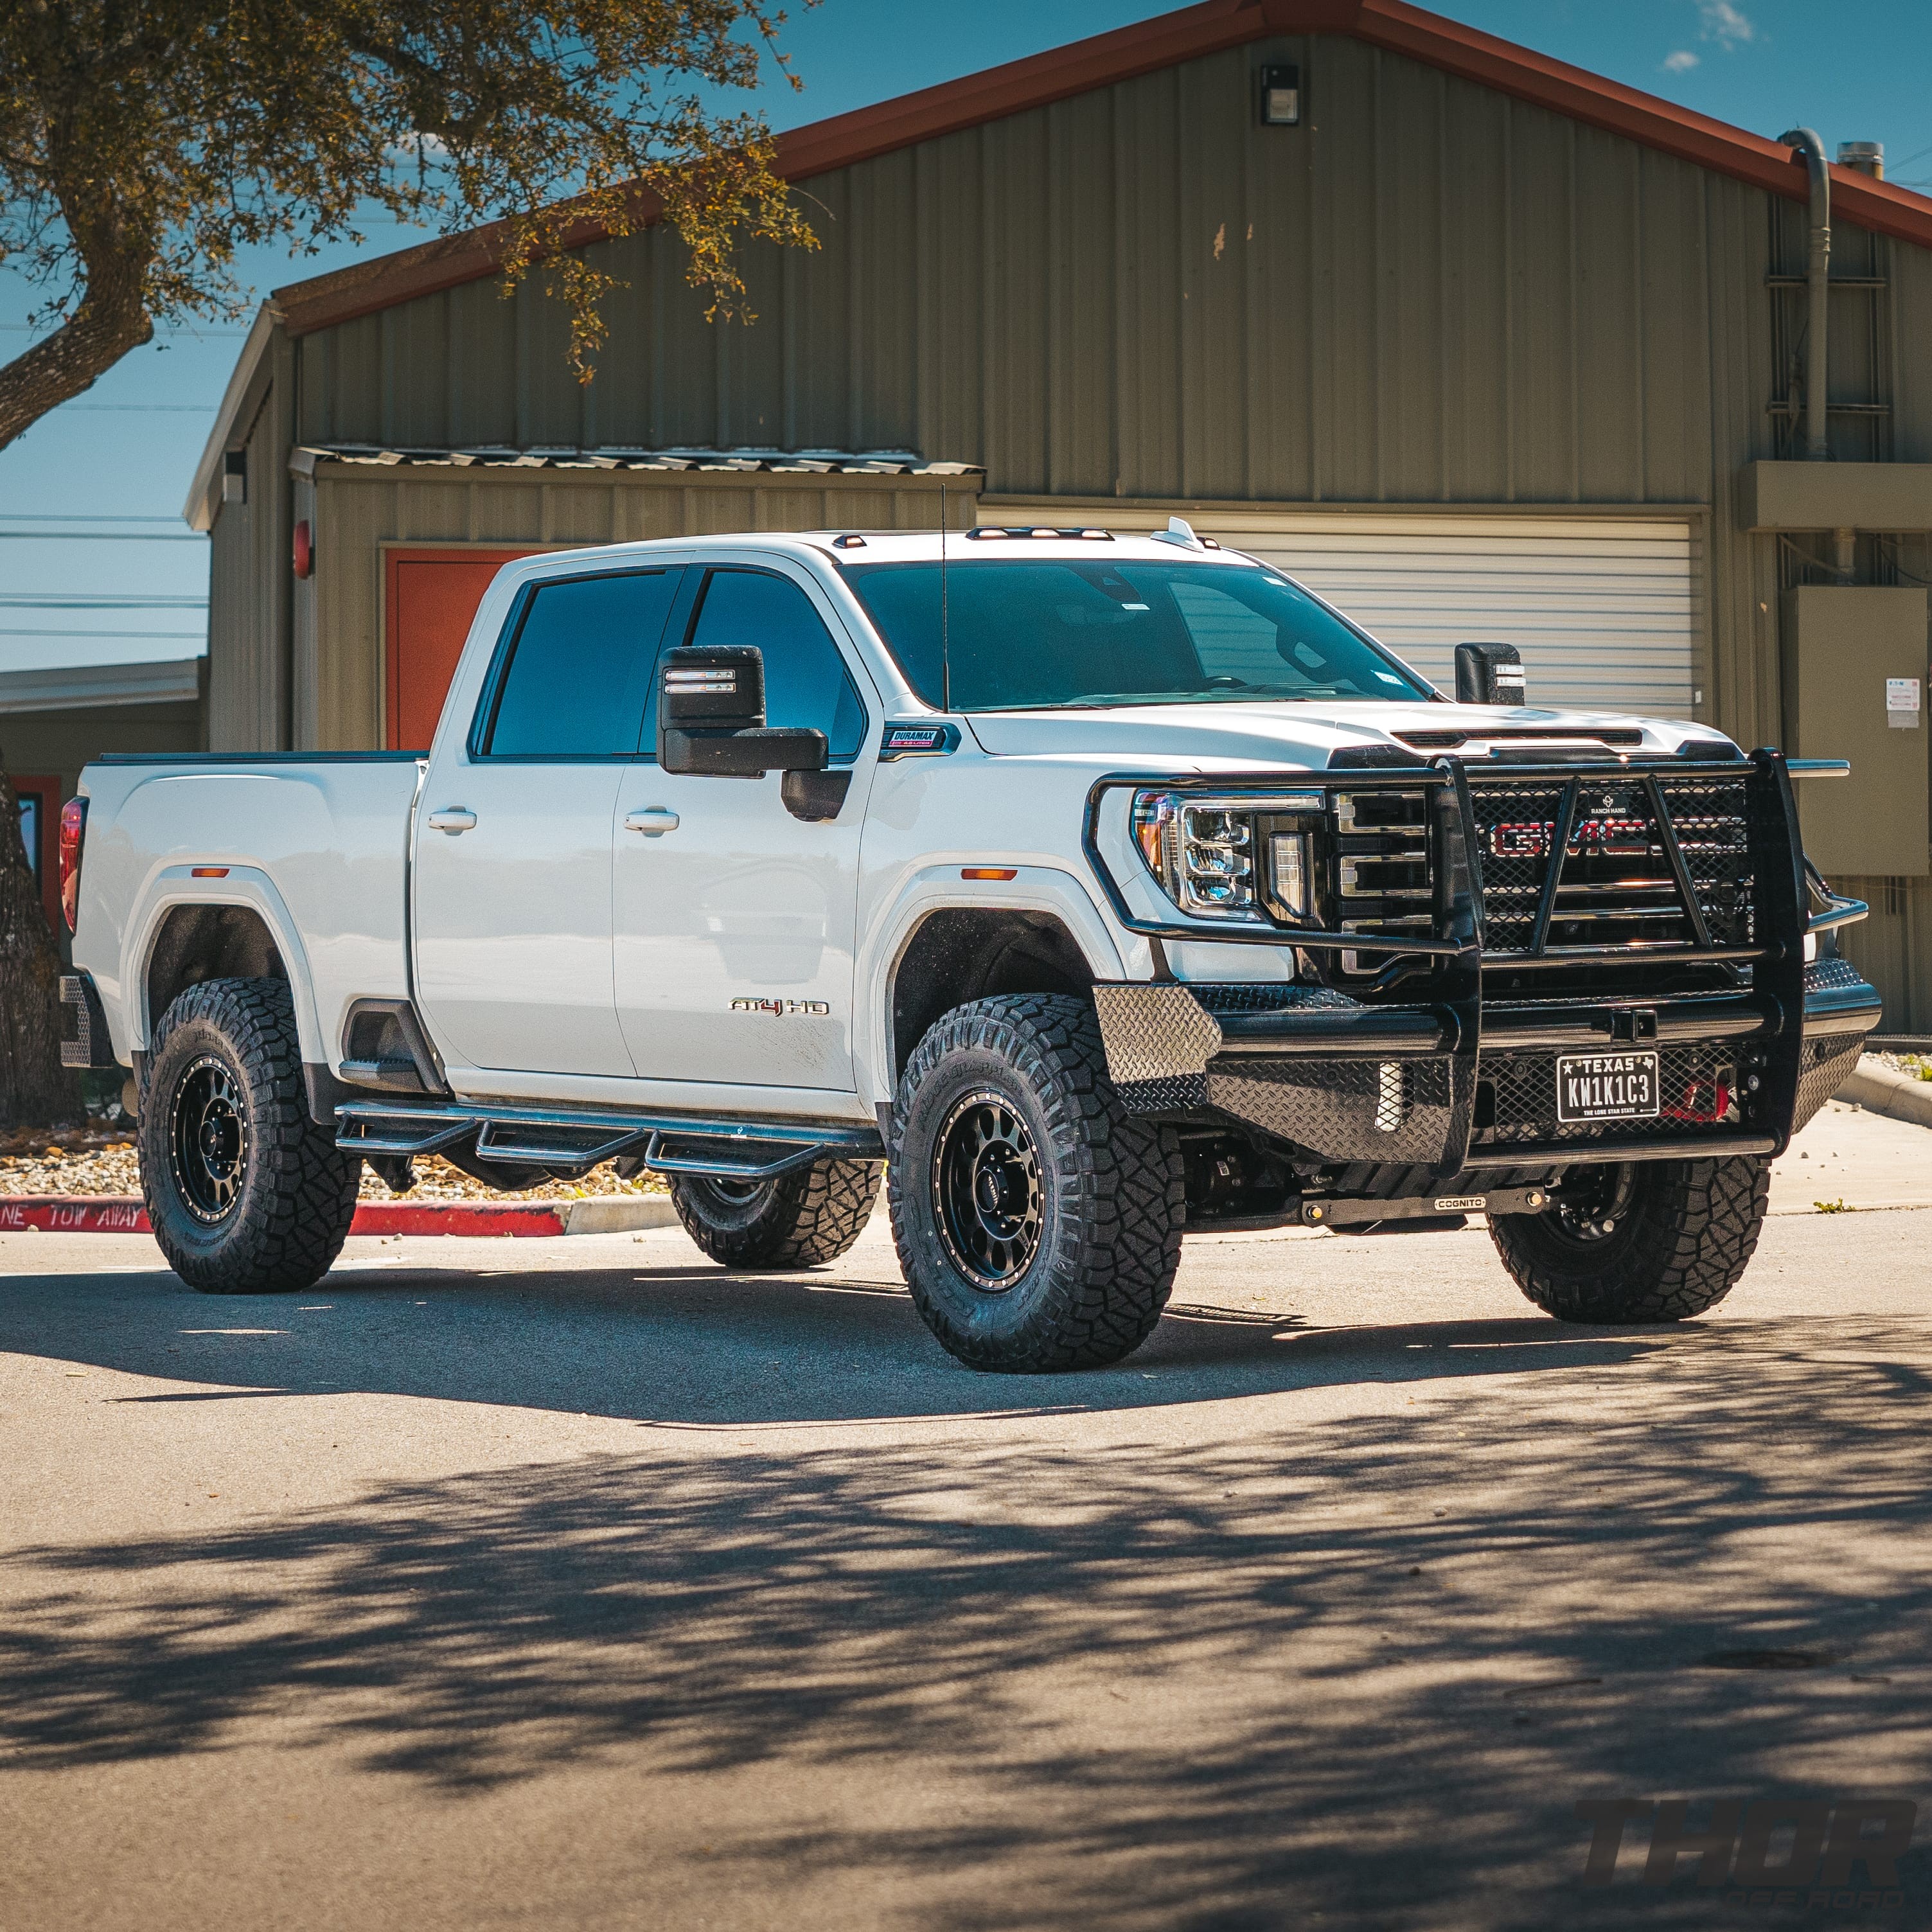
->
[60, 520, 1879, 1370]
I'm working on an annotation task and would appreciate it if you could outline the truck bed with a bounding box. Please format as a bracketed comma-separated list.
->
[72, 753, 425, 1073]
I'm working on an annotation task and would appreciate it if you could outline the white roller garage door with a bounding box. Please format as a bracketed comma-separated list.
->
[986, 505, 1700, 718]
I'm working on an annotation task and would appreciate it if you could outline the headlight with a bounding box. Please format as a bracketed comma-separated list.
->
[1130, 788, 1324, 924]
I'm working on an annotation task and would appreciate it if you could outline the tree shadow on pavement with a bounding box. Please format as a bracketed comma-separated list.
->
[0, 1257, 1662, 1422]
[2, 1312, 1929, 1929]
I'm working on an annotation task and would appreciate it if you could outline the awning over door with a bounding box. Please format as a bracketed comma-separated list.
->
[988, 506, 1700, 719]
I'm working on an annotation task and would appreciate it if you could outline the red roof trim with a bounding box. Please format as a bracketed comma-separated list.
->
[275, 0, 1932, 339]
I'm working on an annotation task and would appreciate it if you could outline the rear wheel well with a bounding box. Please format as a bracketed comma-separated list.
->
[146, 905, 286, 1038]
[889, 909, 1095, 1089]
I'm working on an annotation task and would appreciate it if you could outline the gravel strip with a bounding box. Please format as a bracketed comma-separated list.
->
[0, 1131, 667, 1204]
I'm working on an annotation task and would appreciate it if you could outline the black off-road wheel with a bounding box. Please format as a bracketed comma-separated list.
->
[670, 1159, 882, 1269]
[1489, 1155, 1770, 1324]
[888, 994, 1184, 1373]
[139, 977, 362, 1293]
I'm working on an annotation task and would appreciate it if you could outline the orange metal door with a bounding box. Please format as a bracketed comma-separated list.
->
[383, 549, 539, 750]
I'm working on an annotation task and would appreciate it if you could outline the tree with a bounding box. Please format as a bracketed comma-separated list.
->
[0, 0, 817, 1124]
[0, 767, 80, 1129]
[0, 0, 819, 446]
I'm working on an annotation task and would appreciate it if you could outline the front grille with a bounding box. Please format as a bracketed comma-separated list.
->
[1466, 774, 1754, 956]
[1473, 1043, 1759, 1147]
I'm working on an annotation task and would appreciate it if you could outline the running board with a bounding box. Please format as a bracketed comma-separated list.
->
[334, 1098, 884, 1183]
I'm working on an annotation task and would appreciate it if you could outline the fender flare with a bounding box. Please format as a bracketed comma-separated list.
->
[119, 865, 326, 1068]
[855, 864, 1133, 1106]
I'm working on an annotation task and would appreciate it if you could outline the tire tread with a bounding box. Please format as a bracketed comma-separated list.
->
[887, 994, 1183, 1372]
[141, 978, 360, 1294]
[1489, 1155, 1769, 1324]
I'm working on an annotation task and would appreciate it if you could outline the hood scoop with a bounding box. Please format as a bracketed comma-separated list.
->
[1392, 726, 1645, 751]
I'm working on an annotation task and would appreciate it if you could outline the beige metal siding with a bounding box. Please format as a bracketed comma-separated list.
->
[285, 31, 1919, 756]
[995, 501, 1701, 714]
[206, 378, 292, 752]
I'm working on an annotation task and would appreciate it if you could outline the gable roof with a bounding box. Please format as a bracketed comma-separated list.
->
[270, 0, 1932, 341]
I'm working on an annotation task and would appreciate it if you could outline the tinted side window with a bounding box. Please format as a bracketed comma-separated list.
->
[483, 569, 681, 756]
[688, 569, 867, 760]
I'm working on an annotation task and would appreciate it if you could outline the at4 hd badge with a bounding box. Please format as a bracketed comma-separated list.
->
[731, 998, 832, 1017]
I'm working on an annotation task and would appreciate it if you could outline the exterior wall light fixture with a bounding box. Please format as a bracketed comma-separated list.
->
[1259, 64, 1300, 127]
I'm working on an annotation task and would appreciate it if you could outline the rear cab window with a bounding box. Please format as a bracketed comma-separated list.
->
[473, 567, 684, 758]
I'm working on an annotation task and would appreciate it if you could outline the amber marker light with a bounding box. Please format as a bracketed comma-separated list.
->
[191, 867, 230, 878]
[962, 867, 1018, 881]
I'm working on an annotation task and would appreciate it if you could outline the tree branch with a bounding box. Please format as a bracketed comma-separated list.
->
[0, 172, 155, 451]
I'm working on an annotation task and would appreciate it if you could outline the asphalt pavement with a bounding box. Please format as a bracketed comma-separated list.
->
[1, 1106, 1928, 1931]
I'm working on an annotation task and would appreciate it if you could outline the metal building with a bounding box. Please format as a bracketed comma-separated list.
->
[186, 0, 1932, 1023]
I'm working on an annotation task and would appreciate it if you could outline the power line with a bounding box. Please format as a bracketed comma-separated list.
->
[57, 403, 217, 413]
[0, 530, 203, 541]
[0, 323, 248, 337]
[0, 513, 185, 523]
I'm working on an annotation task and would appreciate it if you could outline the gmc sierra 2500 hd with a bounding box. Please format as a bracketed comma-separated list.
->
[59, 520, 1879, 1371]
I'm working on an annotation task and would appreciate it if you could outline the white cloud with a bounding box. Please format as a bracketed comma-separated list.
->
[1662, 49, 1700, 73]
[1698, 0, 1755, 49]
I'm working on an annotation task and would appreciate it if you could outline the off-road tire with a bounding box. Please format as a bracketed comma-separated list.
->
[670, 1159, 882, 1269]
[888, 994, 1184, 1373]
[140, 977, 362, 1293]
[1489, 1155, 1770, 1323]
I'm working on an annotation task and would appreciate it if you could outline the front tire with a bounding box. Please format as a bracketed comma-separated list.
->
[888, 995, 1183, 1372]
[139, 978, 361, 1293]
[1489, 1155, 1770, 1323]
[670, 1159, 882, 1269]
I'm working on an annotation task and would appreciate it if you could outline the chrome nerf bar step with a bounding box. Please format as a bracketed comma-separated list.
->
[335, 1097, 884, 1183]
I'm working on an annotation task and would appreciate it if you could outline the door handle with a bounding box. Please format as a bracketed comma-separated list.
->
[427, 808, 477, 835]
[624, 808, 681, 837]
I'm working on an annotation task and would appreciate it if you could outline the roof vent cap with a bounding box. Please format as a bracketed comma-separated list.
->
[1837, 140, 1883, 178]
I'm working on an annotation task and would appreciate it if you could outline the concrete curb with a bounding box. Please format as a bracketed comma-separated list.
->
[1836, 1057, 1932, 1131]
[0, 1195, 680, 1237]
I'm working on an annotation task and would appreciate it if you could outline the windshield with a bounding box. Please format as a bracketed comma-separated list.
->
[840, 557, 1435, 711]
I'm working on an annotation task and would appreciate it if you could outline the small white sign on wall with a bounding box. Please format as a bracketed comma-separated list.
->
[1886, 676, 1924, 729]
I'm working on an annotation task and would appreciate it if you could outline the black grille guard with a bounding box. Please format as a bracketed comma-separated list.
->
[1083, 749, 1868, 1164]
[1083, 749, 1863, 973]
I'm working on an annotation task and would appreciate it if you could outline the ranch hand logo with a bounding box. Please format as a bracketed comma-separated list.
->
[1491, 815, 1651, 860]
[731, 998, 831, 1017]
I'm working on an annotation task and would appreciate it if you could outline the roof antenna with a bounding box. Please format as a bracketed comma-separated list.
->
[939, 479, 952, 714]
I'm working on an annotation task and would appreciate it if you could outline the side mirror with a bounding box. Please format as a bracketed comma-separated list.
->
[1455, 642, 1527, 707]
[658, 646, 828, 777]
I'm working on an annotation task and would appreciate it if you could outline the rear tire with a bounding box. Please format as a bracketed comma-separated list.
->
[888, 994, 1183, 1372]
[140, 977, 361, 1293]
[1489, 1155, 1769, 1323]
[670, 1159, 882, 1269]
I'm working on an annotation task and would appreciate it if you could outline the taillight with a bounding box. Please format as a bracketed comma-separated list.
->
[58, 797, 86, 932]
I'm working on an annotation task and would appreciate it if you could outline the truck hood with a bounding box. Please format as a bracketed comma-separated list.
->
[963, 700, 1736, 767]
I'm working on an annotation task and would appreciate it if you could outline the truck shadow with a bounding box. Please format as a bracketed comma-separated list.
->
[0, 1251, 1665, 1424]
[1, 1319, 1928, 1929]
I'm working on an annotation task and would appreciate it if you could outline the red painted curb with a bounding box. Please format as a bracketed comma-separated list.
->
[351, 1201, 567, 1237]
[0, 1198, 569, 1237]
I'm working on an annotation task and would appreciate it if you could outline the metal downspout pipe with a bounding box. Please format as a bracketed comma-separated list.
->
[1780, 127, 1832, 461]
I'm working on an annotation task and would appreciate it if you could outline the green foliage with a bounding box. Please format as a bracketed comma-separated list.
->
[0, 0, 818, 443]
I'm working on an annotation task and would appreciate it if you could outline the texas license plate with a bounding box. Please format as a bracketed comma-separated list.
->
[1555, 1052, 1660, 1123]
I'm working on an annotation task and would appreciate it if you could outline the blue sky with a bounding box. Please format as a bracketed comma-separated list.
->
[2, 0, 1928, 679]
